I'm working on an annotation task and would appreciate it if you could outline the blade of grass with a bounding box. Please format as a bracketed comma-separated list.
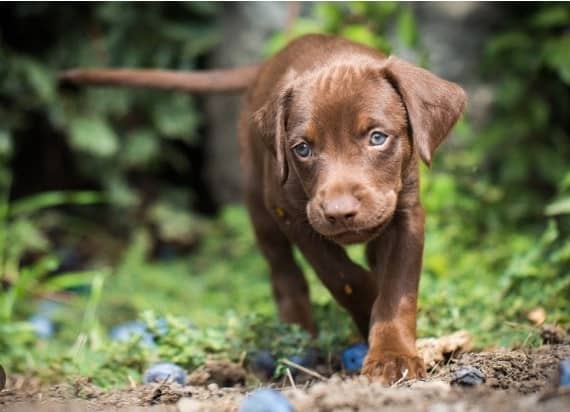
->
[10, 190, 105, 217]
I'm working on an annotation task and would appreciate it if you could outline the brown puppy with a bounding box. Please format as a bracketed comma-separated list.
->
[243, 34, 465, 383]
[61, 33, 466, 384]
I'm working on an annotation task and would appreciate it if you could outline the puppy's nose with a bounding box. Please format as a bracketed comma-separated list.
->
[322, 195, 360, 225]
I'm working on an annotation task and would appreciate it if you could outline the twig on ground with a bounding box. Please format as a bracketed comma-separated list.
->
[280, 358, 327, 381]
[285, 368, 296, 389]
[391, 369, 409, 387]
[127, 375, 137, 389]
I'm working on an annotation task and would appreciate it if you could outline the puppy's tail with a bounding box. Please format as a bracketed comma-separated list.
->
[59, 65, 259, 94]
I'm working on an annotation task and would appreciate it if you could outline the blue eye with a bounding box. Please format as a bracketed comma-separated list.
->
[293, 142, 312, 158]
[369, 131, 388, 146]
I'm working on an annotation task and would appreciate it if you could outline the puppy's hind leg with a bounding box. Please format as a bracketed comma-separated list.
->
[245, 189, 316, 335]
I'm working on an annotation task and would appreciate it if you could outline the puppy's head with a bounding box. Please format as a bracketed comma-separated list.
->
[255, 57, 466, 245]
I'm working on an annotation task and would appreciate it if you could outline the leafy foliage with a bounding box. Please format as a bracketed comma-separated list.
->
[0, 3, 568, 389]
[0, 3, 219, 238]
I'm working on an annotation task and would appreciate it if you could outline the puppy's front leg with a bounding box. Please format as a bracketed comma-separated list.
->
[290, 228, 378, 338]
[362, 205, 426, 384]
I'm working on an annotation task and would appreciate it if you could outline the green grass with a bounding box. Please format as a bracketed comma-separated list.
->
[1, 203, 568, 387]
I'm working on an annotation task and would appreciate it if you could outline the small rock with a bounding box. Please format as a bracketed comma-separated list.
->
[28, 315, 55, 339]
[249, 350, 277, 379]
[341, 342, 368, 373]
[110, 321, 155, 347]
[239, 388, 294, 412]
[450, 366, 486, 386]
[207, 383, 219, 392]
[143, 362, 186, 385]
[559, 359, 570, 388]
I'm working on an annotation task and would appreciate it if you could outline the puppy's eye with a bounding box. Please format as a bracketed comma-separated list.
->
[369, 131, 388, 146]
[293, 142, 312, 158]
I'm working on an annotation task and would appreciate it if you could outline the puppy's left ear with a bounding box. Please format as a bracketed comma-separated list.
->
[384, 57, 467, 166]
[252, 85, 294, 185]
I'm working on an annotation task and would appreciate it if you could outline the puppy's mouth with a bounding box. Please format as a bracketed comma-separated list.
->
[325, 220, 391, 245]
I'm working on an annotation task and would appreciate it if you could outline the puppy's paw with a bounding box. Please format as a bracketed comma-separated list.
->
[361, 351, 426, 385]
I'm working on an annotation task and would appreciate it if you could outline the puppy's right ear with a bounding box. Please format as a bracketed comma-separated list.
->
[383, 57, 467, 166]
[252, 85, 294, 185]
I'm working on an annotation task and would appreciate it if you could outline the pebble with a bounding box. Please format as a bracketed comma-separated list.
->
[207, 383, 219, 392]
[143, 362, 186, 385]
[559, 358, 570, 387]
[341, 342, 369, 373]
[450, 366, 486, 386]
[239, 388, 294, 412]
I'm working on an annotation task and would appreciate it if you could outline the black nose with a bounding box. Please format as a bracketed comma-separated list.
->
[321, 195, 360, 225]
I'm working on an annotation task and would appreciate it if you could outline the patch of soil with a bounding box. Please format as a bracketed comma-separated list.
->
[187, 360, 246, 387]
[1, 343, 569, 412]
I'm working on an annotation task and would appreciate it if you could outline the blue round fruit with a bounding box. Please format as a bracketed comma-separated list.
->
[28, 315, 55, 339]
[239, 388, 294, 412]
[28, 299, 65, 339]
[250, 350, 277, 379]
[110, 321, 155, 347]
[341, 342, 369, 373]
[143, 362, 186, 385]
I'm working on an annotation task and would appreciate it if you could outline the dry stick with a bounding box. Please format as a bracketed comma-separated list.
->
[127, 374, 137, 389]
[391, 369, 409, 387]
[280, 358, 327, 381]
[285, 368, 297, 389]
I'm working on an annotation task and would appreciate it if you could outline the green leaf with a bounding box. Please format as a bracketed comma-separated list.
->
[0, 130, 13, 159]
[531, 6, 570, 28]
[22, 59, 55, 103]
[545, 197, 570, 216]
[42, 271, 100, 293]
[120, 129, 159, 168]
[69, 116, 119, 158]
[314, 3, 346, 30]
[11, 191, 104, 217]
[340, 25, 379, 49]
[151, 96, 200, 141]
[8, 219, 49, 254]
[264, 19, 325, 56]
[543, 36, 570, 84]
[397, 7, 419, 48]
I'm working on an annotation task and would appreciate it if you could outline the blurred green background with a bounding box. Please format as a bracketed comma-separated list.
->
[0, 3, 568, 386]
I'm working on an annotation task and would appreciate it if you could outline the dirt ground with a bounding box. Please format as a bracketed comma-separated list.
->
[2, 340, 569, 412]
